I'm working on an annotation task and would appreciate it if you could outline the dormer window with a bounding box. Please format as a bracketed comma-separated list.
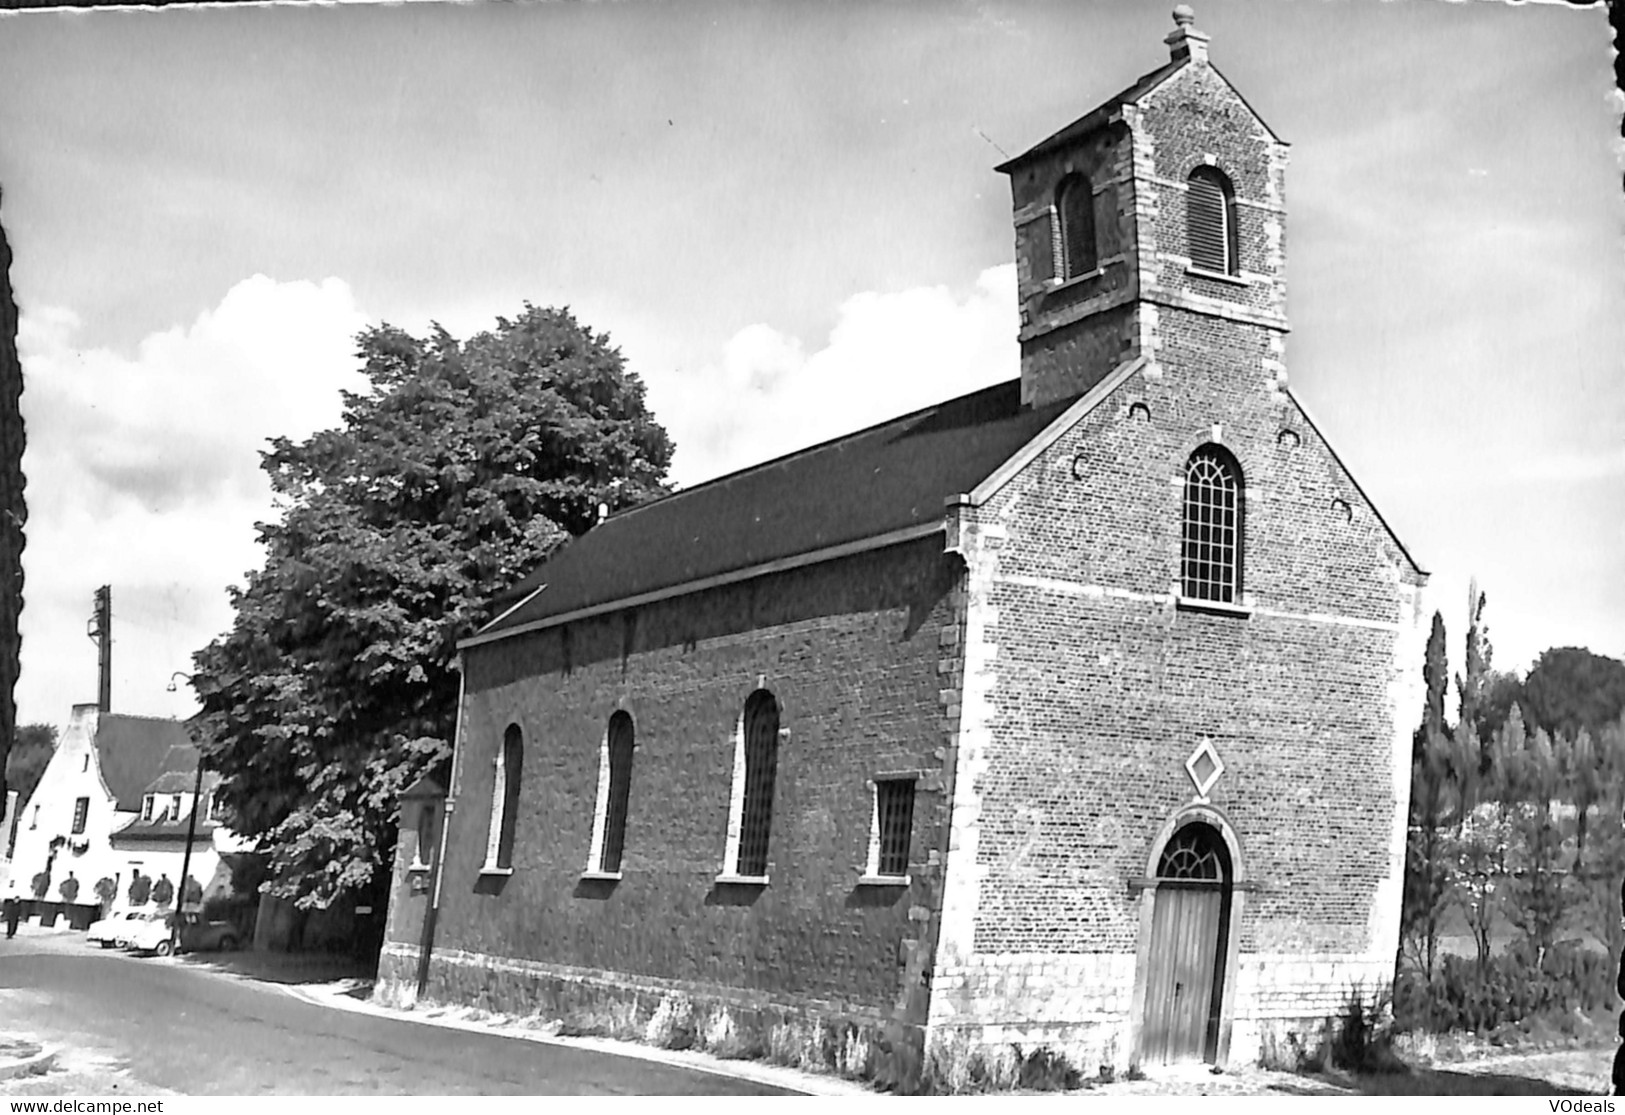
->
[171, 793, 184, 821]
[142, 795, 155, 823]
[1054, 173, 1098, 280]
[1186, 166, 1238, 275]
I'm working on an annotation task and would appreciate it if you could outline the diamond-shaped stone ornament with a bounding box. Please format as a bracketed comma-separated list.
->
[1185, 738, 1225, 800]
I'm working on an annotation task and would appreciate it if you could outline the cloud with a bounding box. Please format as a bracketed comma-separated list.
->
[15, 276, 369, 728]
[654, 265, 1020, 487]
[1511, 445, 1625, 483]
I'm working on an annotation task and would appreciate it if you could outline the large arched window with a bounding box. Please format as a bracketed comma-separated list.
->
[1186, 166, 1238, 275]
[485, 724, 523, 871]
[598, 711, 636, 874]
[730, 690, 780, 879]
[1181, 446, 1244, 604]
[1055, 174, 1098, 280]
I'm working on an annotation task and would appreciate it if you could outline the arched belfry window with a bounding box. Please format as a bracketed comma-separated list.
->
[1055, 174, 1098, 280]
[484, 724, 524, 871]
[726, 689, 780, 879]
[1186, 166, 1238, 275]
[1181, 446, 1244, 604]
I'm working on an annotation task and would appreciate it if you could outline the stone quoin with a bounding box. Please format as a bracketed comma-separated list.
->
[377, 7, 1428, 1088]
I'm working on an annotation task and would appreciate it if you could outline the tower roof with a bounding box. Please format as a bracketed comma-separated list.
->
[996, 7, 1281, 176]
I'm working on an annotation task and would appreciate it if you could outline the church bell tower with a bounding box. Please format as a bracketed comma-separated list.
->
[998, 6, 1291, 409]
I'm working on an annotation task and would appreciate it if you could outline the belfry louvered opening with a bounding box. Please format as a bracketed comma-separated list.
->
[600, 711, 635, 873]
[1186, 166, 1238, 275]
[736, 690, 780, 878]
[1056, 173, 1098, 280]
[1181, 446, 1244, 604]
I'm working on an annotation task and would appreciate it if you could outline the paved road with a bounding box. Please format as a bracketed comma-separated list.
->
[0, 933, 791, 1095]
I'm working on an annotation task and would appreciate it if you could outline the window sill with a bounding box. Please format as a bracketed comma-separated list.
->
[856, 874, 912, 887]
[713, 873, 769, 886]
[1047, 267, 1104, 291]
[1175, 596, 1253, 619]
[1184, 266, 1249, 287]
[478, 865, 514, 878]
[408, 861, 432, 875]
[579, 870, 623, 882]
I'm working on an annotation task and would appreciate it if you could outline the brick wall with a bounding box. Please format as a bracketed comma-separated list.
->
[929, 48, 1423, 1070]
[927, 295, 1425, 1070]
[381, 536, 968, 1079]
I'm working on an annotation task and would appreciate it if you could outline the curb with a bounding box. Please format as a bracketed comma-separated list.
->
[0, 1045, 59, 1081]
[278, 982, 873, 1097]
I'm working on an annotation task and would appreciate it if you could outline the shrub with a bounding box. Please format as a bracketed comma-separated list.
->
[57, 876, 79, 904]
[30, 871, 49, 900]
[1394, 942, 1611, 1034]
[151, 876, 175, 907]
[1013, 1046, 1084, 1091]
[1330, 986, 1407, 1075]
[644, 995, 697, 1051]
[128, 872, 151, 906]
[93, 877, 117, 913]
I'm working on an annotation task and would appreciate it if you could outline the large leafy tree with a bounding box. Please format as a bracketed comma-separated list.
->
[1520, 646, 1625, 745]
[4, 722, 57, 808]
[192, 305, 673, 909]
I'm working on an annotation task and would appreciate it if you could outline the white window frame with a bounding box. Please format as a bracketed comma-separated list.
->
[583, 723, 620, 880]
[860, 778, 914, 886]
[480, 743, 511, 875]
[141, 795, 154, 823]
[716, 700, 777, 885]
[171, 793, 184, 821]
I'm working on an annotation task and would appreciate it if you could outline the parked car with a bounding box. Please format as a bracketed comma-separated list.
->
[86, 910, 142, 949]
[174, 910, 241, 953]
[120, 909, 176, 955]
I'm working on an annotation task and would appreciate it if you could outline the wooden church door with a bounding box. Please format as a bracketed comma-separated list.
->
[1141, 823, 1232, 1064]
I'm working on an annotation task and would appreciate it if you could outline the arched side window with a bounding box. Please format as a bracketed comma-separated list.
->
[724, 689, 780, 879]
[1186, 166, 1238, 275]
[1055, 173, 1098, 280]
[484, 724, 523, 871]
[597, 711, 636, 874]
[1181, 446, 1244, 604]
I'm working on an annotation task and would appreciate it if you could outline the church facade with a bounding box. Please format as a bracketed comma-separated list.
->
[378, 10, 1427, 1085]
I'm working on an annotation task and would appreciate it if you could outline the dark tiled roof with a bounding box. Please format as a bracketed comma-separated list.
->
[143, 745, 216, 795]
[995, 60, 1183, 174]
[114, 817, 219, 843]
[474, 379, 1075, 641]
[94, 715, 193, 813]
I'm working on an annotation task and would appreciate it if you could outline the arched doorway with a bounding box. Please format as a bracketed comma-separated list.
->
[1139, 821, 1233, 1065]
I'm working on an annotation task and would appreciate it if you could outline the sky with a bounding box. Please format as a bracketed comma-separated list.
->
[0, 0, 1619, 730]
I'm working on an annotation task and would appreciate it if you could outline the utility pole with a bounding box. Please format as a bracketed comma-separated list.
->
[169, 672, 201, 955]
[86, 585, 111, 712]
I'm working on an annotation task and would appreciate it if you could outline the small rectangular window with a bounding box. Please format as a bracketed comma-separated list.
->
[71, 797, 89, 835]
[141, 796, 154, 823]
[171, 794, 183, 821]
[874, 779, 916, 879]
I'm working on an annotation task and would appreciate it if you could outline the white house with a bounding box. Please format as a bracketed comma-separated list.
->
[6, 703, 245, 909]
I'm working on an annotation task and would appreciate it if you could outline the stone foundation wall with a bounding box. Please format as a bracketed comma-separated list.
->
[922, 949, 1394, 1073]
[376, 942, 923, 1088]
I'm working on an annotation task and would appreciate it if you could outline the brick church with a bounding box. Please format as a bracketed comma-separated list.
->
[379, 8, 1428, 1084]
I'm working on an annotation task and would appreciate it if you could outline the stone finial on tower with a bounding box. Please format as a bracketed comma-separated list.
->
[1166, 5, 1210, 64]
